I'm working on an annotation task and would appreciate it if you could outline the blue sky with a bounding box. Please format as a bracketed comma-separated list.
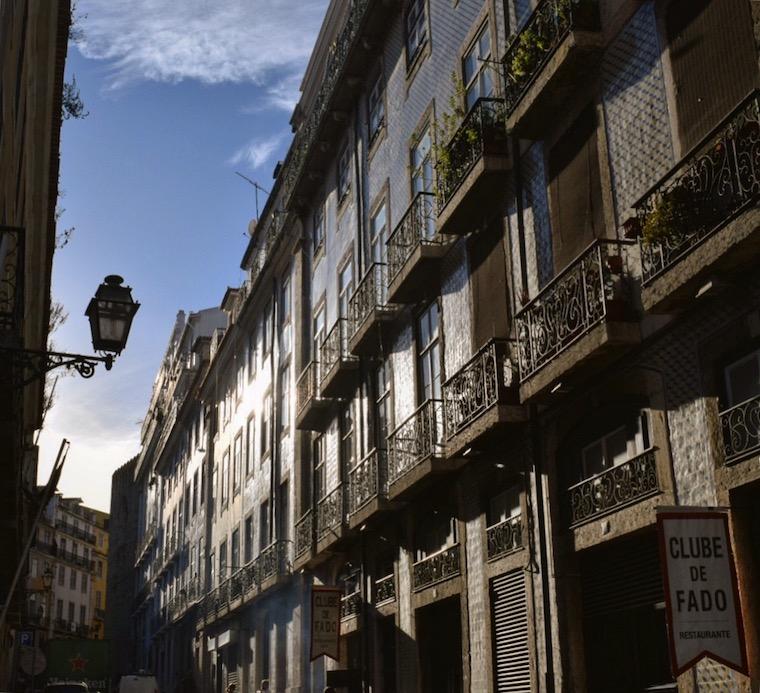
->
[37, 0, 328, 511]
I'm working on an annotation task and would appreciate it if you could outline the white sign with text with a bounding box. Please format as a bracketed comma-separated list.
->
[657, 509, 747, 676]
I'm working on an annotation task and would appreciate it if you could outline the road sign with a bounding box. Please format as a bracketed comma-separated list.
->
[657, 508, 748, 676]
[19, 630, 34, 647]
[310, 586, 342, 662]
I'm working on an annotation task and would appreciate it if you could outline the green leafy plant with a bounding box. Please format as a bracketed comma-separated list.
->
[509, 30, 540, 80]
[641, 186, 693, 246]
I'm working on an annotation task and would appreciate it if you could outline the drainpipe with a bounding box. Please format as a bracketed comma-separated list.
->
[530, 405, 555, 693]
[270, 279, 279, 546]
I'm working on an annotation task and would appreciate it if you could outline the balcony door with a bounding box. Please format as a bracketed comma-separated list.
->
[411, 126, 435, 239]
[725, 349, 760, 407]
[416, 302, 442, 403]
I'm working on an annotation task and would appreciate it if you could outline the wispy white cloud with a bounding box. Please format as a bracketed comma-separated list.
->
[228, 131, 287, 170]
[75, 0, 326, 102]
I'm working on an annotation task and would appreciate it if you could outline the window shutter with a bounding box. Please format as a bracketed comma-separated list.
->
[490, 569, 531, 692]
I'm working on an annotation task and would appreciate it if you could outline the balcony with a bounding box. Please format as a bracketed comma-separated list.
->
[294, 510, 315, 567]
[632, 91, 760, 313]
[348, 448, 389, 529]
[56, 519, 96, 544]
[720, 394, 760, 465]
[436, 98, 510, 235]
[348, 263, 398, 356]
[387, 399, 457, 499]
[340, 591, 362, 620]
[386, 193, 451, 303]
[255, 539, 290, 590]
[486, 514, 524, 562]
[568, 449, 660, 526]
[374, 573, 396, 605]
[515, 239, 639, 401]
[412, 544, 461, 592]
[296, 360, 333, 431]
[319, 319, 359, 398]
[501, 0, 602, 137]
[135, 520, 158, 566]
[442, 339, 525, 457]
[316, 484, 348, 553]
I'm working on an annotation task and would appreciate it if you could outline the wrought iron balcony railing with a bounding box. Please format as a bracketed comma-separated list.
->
[515, 239, 634, 381]
[341, 591, 362, 620]
[55, 519, 96, 544]
[0, 225, 24, 333]
[387, 399, 445, 484]
[317, 484, 346, 541]
[412, 544, 461, 591]
[135, 520, 158, 564]
[634, 90, 760, 285]
[720, 393, 760, 464]
[348, 262, 391, 338]
[386, 192, 441, 286]
[568, 449, 659, 526]
[442, 339, 517, 439]
[279, 0, 371, 210]
[501, 0, 600, 115]
[348, 448, 388, 515]
[486, 514, 523, 561]
[319, 319, 356, 383]
[374, 573, 396, 604]
[296, 360, 322, 416]
[295, 509, 314, 559]
[255, 540, 289, 583]
[436, 98, 508, 212]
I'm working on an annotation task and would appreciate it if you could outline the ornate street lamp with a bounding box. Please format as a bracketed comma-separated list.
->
[41, 567, 54, 591]
[0, 274, 140, 386]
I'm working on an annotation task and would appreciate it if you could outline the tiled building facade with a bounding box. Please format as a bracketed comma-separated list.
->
[115, 0, 760, 691]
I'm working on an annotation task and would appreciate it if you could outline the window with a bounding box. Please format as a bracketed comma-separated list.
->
[415, 505, 457, 561]
[192, 471, 198, 515]
[487, 486, 521, 527]
[314, 434, 326, 501]
[81, 572, 88, 593]
[248, 326, 257, 378]
[231, 528, 240, 570]
[96, 591, 102, 609]
[200, 464, 206, 507]
[416, 302, 442, 402]
[313, 305, 326, 362]
[96, 560, 102, 577]
[280, 276, 292, 356]
[338, 261, 354, 320]
[244, 516, 253, 564]
[368, 71, 385, 143]
[338, 142, 351, 201]
[259, 501, 270, 552]
[280, 365, 291, 435]
[219, 540, 228, 581]
[233, 433, 242, 496]
[411, 127, 435, 239]
[373, 360, 392, 448]
[209, 550, 216, 587]
[246, 416, 255, 476]
[221, 449, 230, 508]
[405, 0, 428, 66]
[725, 349, 760, 407]
[370, 201, 388, 266]
[58, 564, 65, 586]
[70, 568, 77, 589]
[262, 301, 273, 358]
[68, 602, 75, 623]
[340, 403, 356, 472]
[313, 203, 325, 253]
[178, 499, 184, 531]
[30, 558, 37, 577]
[56, 599, 63, 620]
[261, 393, 272, 459]
[463, 25, 494, 111]
[277, 481, 290, 543]
[184, 487, 190, 525]
[580, 415, 650, 480]
[79, 604, 86, 625]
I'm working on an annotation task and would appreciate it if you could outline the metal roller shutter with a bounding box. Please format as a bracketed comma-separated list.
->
[491, 569, 531, 692]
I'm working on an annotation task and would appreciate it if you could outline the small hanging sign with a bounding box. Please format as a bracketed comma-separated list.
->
[310, 585, 342, 661]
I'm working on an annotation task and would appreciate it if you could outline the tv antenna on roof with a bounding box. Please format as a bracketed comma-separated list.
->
[235, 172, 271, 222]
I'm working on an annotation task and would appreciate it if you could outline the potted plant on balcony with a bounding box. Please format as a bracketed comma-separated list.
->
[641, 185, 694, 247]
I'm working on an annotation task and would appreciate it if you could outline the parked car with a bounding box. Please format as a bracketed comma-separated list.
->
[118, 673, 159, 693]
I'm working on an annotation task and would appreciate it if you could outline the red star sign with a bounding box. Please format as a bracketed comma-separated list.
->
[69, 654, 88, 672]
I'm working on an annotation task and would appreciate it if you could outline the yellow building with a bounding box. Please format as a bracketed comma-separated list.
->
[87, 507, 109, 639]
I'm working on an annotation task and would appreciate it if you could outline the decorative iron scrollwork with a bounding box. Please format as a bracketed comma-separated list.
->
[348, 448, 388, 514]
[720, 394, 760, 464]
[387, 399, 444, 484]
[486, 514, 524, 561]
[412, 544, 460, 591]
[387, 192, 441, 285]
